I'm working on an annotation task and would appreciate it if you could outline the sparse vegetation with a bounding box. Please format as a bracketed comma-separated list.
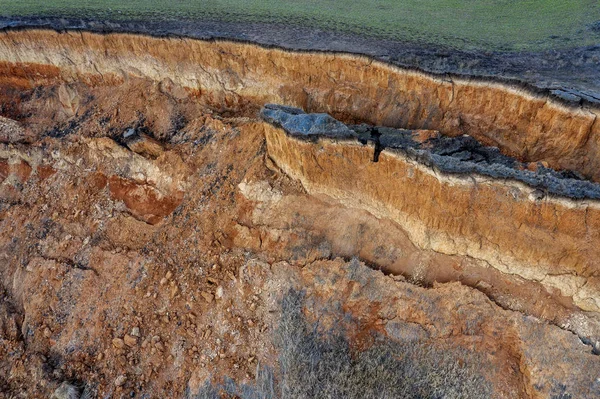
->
[1, 0, 599, 51]
[191, 289, 492, 399]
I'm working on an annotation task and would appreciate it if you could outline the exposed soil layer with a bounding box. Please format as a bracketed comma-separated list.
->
[0, 28, 599, 398]
[261, 105, 600, 314]
[1, 29, 599, 185]
[262, 104, 600, 199]
[2, 16, 600, 106]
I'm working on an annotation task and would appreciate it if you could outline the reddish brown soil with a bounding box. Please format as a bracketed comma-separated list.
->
[0, 40, 598, 399]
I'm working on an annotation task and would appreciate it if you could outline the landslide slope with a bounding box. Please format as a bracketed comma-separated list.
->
[0, 29, 598, 398]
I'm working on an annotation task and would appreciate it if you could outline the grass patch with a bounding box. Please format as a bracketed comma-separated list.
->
[190, 289, 492, 399]
[1, 0, 599, 51]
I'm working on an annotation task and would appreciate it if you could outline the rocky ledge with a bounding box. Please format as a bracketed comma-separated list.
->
[262, 103, 600, 200]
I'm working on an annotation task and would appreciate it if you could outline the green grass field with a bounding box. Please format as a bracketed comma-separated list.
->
[1, 0, 599, 51]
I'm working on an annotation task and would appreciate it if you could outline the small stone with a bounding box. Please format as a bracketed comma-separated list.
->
[125, 133, 164, 159]
[115, 375, 127, 387]
[97, 352, 104, 361]
[131, 327, 140, 337]
[43, 327, 52, 338]
[123, 128, 136, 138]
[155, 341, 164, 351]
[201, 291, 214, 303]
[160, 277, 168, 286]
[215, 286, 224, 300]
[124, 334, 138, 347]
[112, 338, 126, 349]
[530, 189, 546, 201]
[207, 277, 219, 285]
[165, 271, 173, 280]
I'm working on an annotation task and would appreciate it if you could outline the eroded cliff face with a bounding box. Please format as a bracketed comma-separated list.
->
[0, 30, 599, 181]
[263, 121, 600, 311]
[0, 28, 599, 398]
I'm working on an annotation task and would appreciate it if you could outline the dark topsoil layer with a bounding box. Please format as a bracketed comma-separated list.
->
[1, 16, 600, 108]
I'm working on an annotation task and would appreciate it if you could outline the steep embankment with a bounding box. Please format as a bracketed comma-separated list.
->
[262, 105, 600, 313]
[0, 29, 599, 180]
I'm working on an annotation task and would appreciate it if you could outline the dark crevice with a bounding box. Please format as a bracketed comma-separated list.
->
[369, 126, 382, 163]
[42, 256, 99, 276]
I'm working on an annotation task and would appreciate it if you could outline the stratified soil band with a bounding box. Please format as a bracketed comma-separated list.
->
[0, 29, 599, 181]
[0, 29, 598, 311]
[261, 105, 600, 313]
